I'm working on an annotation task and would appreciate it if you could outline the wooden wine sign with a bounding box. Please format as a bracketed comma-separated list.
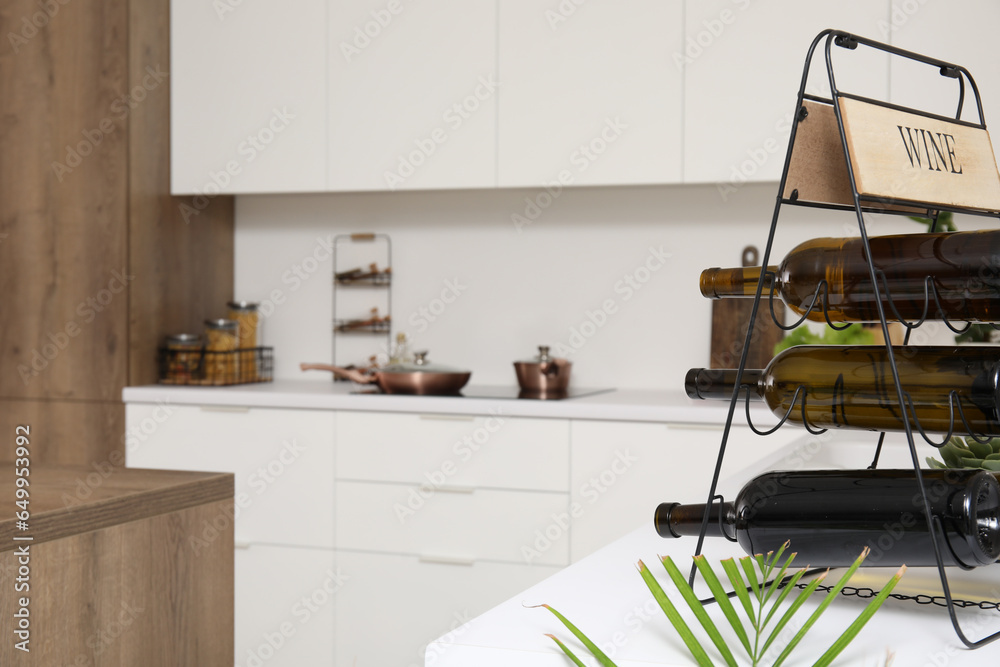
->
[784, 98, 1000, 213]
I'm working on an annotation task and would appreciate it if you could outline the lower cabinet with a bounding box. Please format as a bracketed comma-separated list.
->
[235, 544, 337, 667]
[332, 550, 559, 667]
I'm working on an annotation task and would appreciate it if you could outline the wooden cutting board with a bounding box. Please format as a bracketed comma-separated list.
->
[709, 246, 785, 370]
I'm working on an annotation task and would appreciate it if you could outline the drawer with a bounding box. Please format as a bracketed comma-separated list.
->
[336, 481, 570, 566]
[333, 550, 559, 667]
[126, 404, 335, 548]
[336, 411, 569, 492]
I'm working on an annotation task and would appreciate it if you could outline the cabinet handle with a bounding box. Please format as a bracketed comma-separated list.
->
[418, 414, 475, 422]
[234, 541, 252, 550]
[418, 554, 476, 567]
[200, 405, 251, 414]
[432, 484, 476, 494]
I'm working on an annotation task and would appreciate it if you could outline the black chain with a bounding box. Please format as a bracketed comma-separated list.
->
[781, 580, 1000, 612]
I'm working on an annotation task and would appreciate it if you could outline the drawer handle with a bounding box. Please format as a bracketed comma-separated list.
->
[200, 405, 251, 414]
[433, 484, 476, 494]
[234, 541, 252, 550]
[419, 554, 475, 567]
[418, 414, 475, 422]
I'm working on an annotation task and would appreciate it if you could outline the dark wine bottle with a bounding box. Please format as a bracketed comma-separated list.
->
[685, 345, 1000, 436]
[654, 469, 1000, 567]
[699, 230, 1000, 322]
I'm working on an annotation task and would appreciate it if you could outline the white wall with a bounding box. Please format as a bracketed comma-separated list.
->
[233, 182, 967, 390]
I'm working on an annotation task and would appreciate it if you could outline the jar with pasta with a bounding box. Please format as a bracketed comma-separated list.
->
[164, 333, 202, 383]
[227, 301, 260, 382]
[204, 319, 238, 384]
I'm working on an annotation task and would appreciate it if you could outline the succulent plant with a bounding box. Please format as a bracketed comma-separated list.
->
[925, 436, 1000, 472]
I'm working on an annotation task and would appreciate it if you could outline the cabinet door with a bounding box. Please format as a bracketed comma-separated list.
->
[235, 544, 336, 667]
[683, 1, 890, 185]
[568, 420, 801, 561]
[327, 0, 496, 191]
[170, 0, 327, 194]
[497, 1, 683, 187]
[887, 0, 1000, 158]
[333, 550, 558, 667]
[125, 404, 335, 548]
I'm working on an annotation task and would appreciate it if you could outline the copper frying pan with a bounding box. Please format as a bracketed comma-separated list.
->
[300, 352, 471, 395]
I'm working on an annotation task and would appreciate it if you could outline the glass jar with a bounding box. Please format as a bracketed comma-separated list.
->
[204, 319, 238, 384]
[227, 301, 260, 382]
[165, 333, 202, 383]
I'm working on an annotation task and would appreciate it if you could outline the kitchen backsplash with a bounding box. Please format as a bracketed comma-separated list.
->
[234, 182, 959, 390]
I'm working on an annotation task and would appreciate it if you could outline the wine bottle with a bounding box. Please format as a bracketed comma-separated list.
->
[685, 345, 1000, 436]
[700, 230, 1000, 322]
[654, 469, 1000, 567]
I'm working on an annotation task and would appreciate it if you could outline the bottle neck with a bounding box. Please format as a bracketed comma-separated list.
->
[685, 368, 765, 401]
[700, 266, 777, 298]
[655, 502, 736, 540]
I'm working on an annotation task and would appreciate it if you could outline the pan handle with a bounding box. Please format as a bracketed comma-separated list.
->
[299, 363, 377, 384]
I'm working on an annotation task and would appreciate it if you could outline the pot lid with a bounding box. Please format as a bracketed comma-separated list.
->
[517, 345, 556, 364]
[381, 351, 468, 374]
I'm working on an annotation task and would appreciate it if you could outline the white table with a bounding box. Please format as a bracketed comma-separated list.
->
[426, 524, 1000, 666]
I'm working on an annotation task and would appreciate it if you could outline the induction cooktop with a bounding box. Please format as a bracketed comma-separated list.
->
[350, 385, 615, 400]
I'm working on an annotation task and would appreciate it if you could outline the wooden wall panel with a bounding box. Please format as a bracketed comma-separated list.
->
[0, 0, 129, 402]
[128, 0, 236, 387]
[0, 399, 124, 466]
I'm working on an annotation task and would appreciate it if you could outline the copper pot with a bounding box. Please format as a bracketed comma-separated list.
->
[300, 351, 471, 395]
[513, 346, 572, 399]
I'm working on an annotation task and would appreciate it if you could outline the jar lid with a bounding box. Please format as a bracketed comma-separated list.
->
[166, 333, 202, 344]
[227, 301, 259, 312]
[205, 318, 238, 330]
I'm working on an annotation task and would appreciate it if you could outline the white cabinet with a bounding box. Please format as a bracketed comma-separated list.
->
[170, 0, 327, 194]
[235, 544, 337, 667]
[327, 0, 497, 191]
[126, 404, 335, 548]
[568, 420, 801, 561]
[682, 0, 891, 186]
[333, 550, 558, 667]
[497, 1, 683, 187]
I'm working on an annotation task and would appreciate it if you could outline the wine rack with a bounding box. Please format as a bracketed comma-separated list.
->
[331, 233, 393, 378]
[690, 29, 1000, 649]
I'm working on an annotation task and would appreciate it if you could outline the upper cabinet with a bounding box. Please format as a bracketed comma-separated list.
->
[327, 0, 496, 191]
[497, 1, 683, 188]
[170, 0, 328, 194]
[171, 1, 995, 194]
[682, 1, 891, 185]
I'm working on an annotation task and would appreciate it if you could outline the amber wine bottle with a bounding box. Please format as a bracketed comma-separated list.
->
[685, 345, 1000, 435]
[700, 230, 1000, 322]
[654, 469, 1000, 568]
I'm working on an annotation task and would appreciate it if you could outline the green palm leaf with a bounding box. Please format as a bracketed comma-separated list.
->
[638, 560, 715, 667]
[661, 556, 738, 667]
[693, 555, 753, 659]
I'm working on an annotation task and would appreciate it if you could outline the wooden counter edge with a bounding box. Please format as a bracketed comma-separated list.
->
[0, 468, 234, 551]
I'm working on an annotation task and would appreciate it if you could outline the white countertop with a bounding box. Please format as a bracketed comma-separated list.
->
[426, 524, 1000, 666]
[122, 380, 780, 425]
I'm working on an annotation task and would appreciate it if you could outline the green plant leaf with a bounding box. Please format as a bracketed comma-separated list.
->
[772, 549, 871, 667]
[539, 605, 617, 667]
[760, 569, 826, 656]
[544, 634, 592, 667]
[721, 558, 758, 630]
[981, 459, 1000, 471]
[760, 547, 794, 611]
[693, 555, 753, 658]
[812, 565, 907, 667]
[637, 561, 715, 667]
[660, 556, 738, 667]
[761, 566, 808, 631]
[967, 439, 993, 459]
[741, 556, 763, 602]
